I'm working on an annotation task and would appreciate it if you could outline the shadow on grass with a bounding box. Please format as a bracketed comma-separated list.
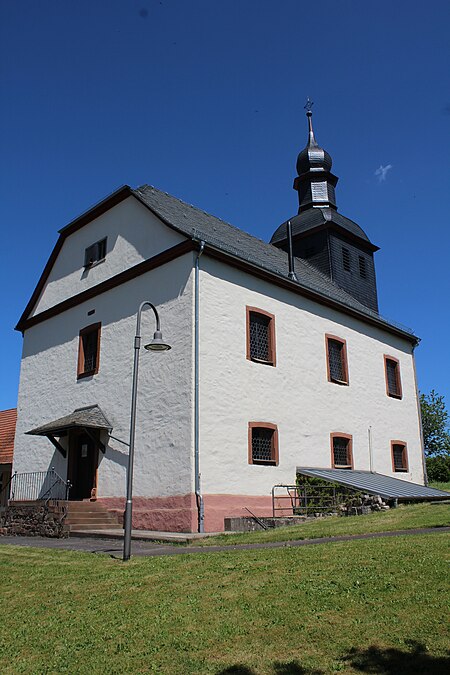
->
[217, 642, 450, 674]
[217, 661, 323, 674]
[343, 641, 450, 674]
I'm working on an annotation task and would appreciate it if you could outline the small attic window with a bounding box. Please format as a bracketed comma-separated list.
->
[84, 238, 107, 268]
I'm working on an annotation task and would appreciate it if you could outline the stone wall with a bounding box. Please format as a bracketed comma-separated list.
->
[0, 502, 68, 538]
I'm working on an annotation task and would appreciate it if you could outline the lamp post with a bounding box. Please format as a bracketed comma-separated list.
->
[123, 301, 171, 561]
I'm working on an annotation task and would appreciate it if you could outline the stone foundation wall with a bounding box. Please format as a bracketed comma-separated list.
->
[225, 516, 307, 532]
[0, 503, 68, 538]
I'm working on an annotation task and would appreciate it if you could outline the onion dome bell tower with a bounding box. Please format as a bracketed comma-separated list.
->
[271, 100, 380, 313]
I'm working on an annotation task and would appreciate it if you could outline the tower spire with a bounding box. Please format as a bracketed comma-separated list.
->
[304, 98, 318, 148]
[294, 101, 338, 212]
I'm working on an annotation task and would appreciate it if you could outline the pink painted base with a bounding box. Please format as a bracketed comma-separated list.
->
[202, 494, 273, 532]
[98, 493, 274, 533]
[98, 495, 197, 533]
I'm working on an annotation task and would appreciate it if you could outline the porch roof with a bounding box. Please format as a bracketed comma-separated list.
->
[296, 468, 450, 501]
[26, 405, 112, 437]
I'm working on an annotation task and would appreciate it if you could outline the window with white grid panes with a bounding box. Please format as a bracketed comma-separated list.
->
[391, 442, 408, 472]
[331, 434, 353, 469]
[326, 335, 348, 384]
[246, 307, 276, 366]
[248, 423, 278, 465]
[384, 356, 402, 399]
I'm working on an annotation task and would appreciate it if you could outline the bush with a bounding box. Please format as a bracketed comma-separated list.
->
[426, 454, 450, 482]
[295, 474, 363, 515]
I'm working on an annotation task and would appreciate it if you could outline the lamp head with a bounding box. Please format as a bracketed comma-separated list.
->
[144, 330, 171, 352]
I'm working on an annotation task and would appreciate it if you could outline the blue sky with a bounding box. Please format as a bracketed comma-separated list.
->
[1, 0, 449, 410]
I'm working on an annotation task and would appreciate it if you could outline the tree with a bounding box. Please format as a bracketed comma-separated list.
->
[419, 390, 450, 457]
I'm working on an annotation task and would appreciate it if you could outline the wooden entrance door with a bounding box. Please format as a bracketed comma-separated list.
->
[68, 432, 98, 500]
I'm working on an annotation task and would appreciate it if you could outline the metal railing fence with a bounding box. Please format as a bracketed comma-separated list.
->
[6, 469, 70, 503]
[272, 484, 339, 517]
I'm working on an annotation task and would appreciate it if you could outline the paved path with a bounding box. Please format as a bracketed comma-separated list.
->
[0, 526, 448, 558]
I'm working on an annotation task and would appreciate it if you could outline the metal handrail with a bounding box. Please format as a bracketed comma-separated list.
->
[0, 472, 14, 507]
[272, 484, 339, 517]
[7, 469, 70, 504]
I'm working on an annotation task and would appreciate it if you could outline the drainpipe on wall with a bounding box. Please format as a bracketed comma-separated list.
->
[412, 343, 428, 486]
[368, 426, 374, 473]
[194, 240, 205, 532]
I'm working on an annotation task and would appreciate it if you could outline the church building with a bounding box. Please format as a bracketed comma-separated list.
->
[12, 109, 434, 532]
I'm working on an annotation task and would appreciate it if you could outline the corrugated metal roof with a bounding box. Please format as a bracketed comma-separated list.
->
[26, 405, 112, 436]
[0, 408, 17, 465]
[297, 468, 450, 501]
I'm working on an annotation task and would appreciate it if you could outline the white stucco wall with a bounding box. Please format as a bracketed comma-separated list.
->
[31, 196, 185, 316]
[14, 254, 194, 499]
[198, 257, 424, 496]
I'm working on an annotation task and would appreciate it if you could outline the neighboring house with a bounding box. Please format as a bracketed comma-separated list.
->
[13, 111, 432, 532]
[0, 409, 17, 507]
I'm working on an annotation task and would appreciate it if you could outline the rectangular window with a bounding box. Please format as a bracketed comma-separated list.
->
[384, 356, 402, 399]
[391, 441, 408, 472]
[326, 335, 349, 385]
[331, 433, 353, 469]
[358, 255, 367, 279]
[246, 307, 276, 366]
[77, 323, 101, 378]
[342, 247, 351, 272]
[248, 423, 279, 465]
[84, 238, 107, 267]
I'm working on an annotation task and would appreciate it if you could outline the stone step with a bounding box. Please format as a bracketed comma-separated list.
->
[65, 523, 124, 531]
[65, 509, 117, 518]
[65, 516, 120, 525]
[66, 501, 111, 511]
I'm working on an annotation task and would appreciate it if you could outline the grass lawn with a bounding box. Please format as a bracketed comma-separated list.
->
[196, 501, 450, 548]
[0, 533, 449, 674]
[430, 480, 450, 492]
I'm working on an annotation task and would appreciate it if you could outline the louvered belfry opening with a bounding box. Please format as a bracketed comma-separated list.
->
[333, 436, 351, 468]
[249, 312, 270, 362]
[328, 339, 345, 382]
[252, 427, 275, 463]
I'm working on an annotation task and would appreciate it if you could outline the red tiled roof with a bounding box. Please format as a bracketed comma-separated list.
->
[0, 408, 17, 465]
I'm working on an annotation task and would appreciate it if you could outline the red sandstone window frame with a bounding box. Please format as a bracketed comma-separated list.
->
[248, 422, 279, 466]
[391, 440, 408, 472]
[325, 334, 349, 385]
[384, 355, 402, 399]
[77, 322, 101, 379]
[246, 306, 276, 366]
[330, 432, 353, 469]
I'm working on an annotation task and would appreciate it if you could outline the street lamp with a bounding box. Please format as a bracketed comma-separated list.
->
[123, 301, 171, 561]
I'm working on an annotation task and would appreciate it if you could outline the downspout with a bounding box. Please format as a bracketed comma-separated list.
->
[286, 220, 298, 282]
[194, 240, 205, 531]
[412, 343, 428, 485]
[368, 426, 374, 472]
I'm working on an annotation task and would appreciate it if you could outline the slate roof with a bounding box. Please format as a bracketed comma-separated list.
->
[133, 185, 414, 339]
[0, 408, 17, 465]
[297, 468, 450, 501]
[270, 207, 373, 245]
[27, 405, 112, 436]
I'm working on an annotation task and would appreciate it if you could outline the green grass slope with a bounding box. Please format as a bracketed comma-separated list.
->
[198, 501, 450, 547]
[0, 534, 449, 674]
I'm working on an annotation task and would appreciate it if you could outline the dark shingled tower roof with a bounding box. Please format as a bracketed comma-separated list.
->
[271, 103, 377, 251]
